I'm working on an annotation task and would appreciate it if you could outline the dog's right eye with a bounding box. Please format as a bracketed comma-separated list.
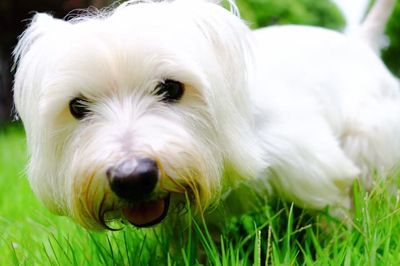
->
[154, 79, 184, 103]
[69, 97, 90, 120]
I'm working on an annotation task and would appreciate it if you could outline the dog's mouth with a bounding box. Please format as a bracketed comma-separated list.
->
[122, 194, 170, 227]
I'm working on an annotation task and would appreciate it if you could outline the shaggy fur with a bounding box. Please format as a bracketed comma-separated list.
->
[13, 0, 399, 229]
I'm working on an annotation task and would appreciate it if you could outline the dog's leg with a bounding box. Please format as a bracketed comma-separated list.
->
[259, 112, 360, 211]
[340, 96, 400, 188]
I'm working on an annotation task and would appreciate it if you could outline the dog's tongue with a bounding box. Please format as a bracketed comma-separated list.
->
[123, 196, 170, 227]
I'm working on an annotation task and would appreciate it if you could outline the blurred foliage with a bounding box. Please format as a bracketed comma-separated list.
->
[383, 1, 400, 76]
[235, 0, 346, 30]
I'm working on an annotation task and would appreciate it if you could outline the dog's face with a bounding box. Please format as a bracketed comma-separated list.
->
[13, 0, 263, 229]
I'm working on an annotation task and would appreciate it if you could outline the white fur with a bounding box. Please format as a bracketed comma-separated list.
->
[13, 0, 400, 229]
[350, 0, 396, 53]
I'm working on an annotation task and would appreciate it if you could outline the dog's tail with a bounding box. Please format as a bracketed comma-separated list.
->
[355, 0, 396, 54]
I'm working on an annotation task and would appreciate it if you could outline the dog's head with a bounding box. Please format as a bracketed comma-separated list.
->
[13, 0, 263, 229]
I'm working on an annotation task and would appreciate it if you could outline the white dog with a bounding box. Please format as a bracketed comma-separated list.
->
[13, 0, 399, 229]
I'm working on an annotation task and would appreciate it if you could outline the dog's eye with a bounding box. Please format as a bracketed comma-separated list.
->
[155, 79, 184, 103]
[69, 97, 90, 120]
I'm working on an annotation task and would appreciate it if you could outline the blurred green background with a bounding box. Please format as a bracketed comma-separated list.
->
[237, 0, 345, 29]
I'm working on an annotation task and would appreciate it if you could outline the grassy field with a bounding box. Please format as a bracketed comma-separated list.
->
[1, 125, 400, 265]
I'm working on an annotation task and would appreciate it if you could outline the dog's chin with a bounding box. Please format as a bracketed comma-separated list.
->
[122, 194, 171, 228]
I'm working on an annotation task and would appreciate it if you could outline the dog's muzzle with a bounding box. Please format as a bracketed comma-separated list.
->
[106, 158, 170, 227]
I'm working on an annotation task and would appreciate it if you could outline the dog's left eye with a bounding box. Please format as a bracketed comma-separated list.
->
[155, 79, 184, 103]
[69, 97, 90, 120]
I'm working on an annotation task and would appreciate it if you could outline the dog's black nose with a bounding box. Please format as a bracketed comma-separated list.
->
[107, 158, 159, 200]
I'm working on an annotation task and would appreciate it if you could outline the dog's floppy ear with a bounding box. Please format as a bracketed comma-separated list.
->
[185, 1, 266, 180]
[13, 13, 66, 68]
[13, 13, 69, 121]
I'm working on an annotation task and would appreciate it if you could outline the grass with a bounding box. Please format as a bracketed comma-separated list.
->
[1, 125, 400, 265]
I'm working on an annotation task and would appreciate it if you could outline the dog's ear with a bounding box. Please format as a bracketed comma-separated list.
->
[13, 13, 69, 119]
[186, 1, 266, 180]
[13, 13, 67, 69]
